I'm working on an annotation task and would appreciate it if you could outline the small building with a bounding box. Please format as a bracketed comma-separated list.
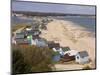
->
[52, 43, 60, 51]
[15, 33, 25, 39]
[52, 54, 61, 62]
[26, 28, 32, 31]
[53, 48, 64, 55]
[64, 50, 78, 56]
[48, 42, 64, 56]
[32, 38, 47, 47]
[47, 41, 56, 49]
[61, 50, 77, 62]
[26, 30, 41, 36]
[15, 38, 30, 45]
[61, 53, 75, 62]
[62, 48, 77, 62]
[75, 51, 89, 64]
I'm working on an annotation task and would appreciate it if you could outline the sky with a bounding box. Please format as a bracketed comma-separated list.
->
[12, 1, 96, 15]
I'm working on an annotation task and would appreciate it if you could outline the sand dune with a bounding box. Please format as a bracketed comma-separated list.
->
[40, 19, 95, 68]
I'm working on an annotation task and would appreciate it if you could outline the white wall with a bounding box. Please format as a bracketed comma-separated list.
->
[75, 54, 89, 64]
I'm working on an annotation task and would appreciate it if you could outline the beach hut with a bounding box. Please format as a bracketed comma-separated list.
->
[53, 47, 64, 56]
[48, 42, 64, 56]
[33, 38, 47, 47]
[26, 30, 40, 36]
[52, 52, 61, 62]
[52, 43, 64, 56]
[26, 27, 32, 31]
[47, 41, 55, 49]
[15, 33, 25, 39]
[52, 43, 60, 51]
[27, 35, 34, 45]
[61, 50, 77, 62]
[15, 38, 30, 45]
[75, 51, 89, 64]
[61, 53, 75, 62]
[64, 50, 78, 56]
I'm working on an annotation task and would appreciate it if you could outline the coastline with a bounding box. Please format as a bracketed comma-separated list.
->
[40, 19, 95, 70]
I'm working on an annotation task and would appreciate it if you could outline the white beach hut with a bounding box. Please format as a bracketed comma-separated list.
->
[75, 51, 89, 64]
[64, 50, 78, 56]
[32, 38, 47, 47]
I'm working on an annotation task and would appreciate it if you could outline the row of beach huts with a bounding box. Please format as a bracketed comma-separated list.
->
[12, 26, 90, 64]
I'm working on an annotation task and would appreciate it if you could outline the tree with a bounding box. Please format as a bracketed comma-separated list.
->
[12, 49, 32, 74]
[12, 45, 54, 74]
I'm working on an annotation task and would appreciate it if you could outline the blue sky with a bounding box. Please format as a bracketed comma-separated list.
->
[12, 1, 96, 15]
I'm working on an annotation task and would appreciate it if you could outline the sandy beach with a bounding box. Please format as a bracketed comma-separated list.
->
[40, 19, 96, 70]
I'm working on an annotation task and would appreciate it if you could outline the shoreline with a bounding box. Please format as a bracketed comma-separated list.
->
[40, 19, 95, 69]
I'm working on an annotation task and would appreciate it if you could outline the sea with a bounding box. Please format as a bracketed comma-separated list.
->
[12, 15, 96, 33]
[55, 16, 96, 33]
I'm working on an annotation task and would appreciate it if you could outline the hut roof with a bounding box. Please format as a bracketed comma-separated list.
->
[15, 38, 30, 44]
[48, 43, 60, 49]
[78, 51, 89, 58]
[64, 50, 78, 56]
[62, 47, 70, 51]
[15, 33, 25, 39]
[25, 30, 40, 36]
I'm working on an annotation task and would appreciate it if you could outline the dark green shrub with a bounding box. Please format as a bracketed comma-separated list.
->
[82, 65, 91, 70]
[12, 45, 54, 74]
[12, 50, 32, 74]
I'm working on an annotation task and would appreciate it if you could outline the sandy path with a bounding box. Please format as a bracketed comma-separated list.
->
[54, 64, 83, 71]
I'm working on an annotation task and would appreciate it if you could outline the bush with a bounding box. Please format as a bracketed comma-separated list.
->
[82, 65, 91, 70]
[12, 45, 54, 74]
[12, 49, 32, 74]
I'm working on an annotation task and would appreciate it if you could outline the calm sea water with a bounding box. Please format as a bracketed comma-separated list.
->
[12, 16, 96, 32]
[56, 16, 96, 33]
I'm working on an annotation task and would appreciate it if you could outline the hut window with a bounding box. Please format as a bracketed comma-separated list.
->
[77, 56, 79, 59]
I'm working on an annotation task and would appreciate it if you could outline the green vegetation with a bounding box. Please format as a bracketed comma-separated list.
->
[62, 47, 70, 52]
[12, 24, 31, 32]
[82, 65, 91, 70]
[13, 50, 32, 74]
[52, 51, 60, 56]
[12, 45, 54, 74]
